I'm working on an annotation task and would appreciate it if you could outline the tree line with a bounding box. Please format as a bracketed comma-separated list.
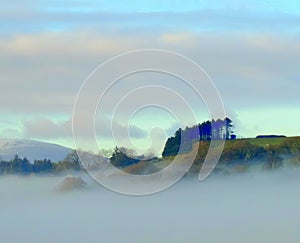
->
[1, 122, 300, 175]
[0, 150, 81, 175]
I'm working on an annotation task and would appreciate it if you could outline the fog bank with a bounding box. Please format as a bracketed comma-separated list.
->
[1, 169, 300, 242]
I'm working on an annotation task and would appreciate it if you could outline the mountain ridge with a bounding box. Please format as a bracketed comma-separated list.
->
[0, 138, 72, 162]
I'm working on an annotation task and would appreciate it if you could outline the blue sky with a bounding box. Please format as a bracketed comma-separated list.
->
[2, 0, 300, 34]
[0, 0, 300, 153]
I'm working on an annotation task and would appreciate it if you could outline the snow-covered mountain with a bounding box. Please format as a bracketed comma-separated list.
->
[0, 139, 72, 162]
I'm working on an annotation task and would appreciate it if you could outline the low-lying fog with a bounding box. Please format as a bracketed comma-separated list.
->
[1, 168, 300, 242]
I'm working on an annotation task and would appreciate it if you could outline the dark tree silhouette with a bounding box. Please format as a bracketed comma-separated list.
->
[33, 159, 52, 173]
[162, 117, 235, 157]
[110, 147, 139, 167]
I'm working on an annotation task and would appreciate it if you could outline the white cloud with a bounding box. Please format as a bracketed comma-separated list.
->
[1, 31, 299, 113]
[22, 117, 147, 140]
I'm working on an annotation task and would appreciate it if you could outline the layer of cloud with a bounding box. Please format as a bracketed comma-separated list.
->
[1, 170, 300, 242]
[22, 117, 147, 140]
[1, 31, 299, 114]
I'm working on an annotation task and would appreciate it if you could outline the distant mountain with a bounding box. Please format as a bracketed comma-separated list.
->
[0, 139, 72, 162]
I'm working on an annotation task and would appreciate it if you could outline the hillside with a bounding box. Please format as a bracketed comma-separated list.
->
[148, 136, 300, 176]
[0, 139, 72, 162]
[244, 136, 294, 147]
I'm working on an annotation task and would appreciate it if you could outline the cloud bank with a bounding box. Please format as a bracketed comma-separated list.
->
[1, 170, 300, 242]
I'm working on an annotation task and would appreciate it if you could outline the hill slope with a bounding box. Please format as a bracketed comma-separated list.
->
[0, 139, 72, 162]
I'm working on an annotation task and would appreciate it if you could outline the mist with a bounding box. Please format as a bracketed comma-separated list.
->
[1, 168, 300, 242]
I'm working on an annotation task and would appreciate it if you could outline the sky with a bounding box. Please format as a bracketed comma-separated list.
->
[1, 0, 300, 153]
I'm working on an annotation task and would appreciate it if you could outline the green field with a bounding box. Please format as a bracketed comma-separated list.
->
[238, 136, 300, 148]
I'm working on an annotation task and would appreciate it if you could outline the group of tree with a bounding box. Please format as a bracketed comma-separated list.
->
[110, 147, 140, 168]
[0, 146, 155, 175]
[109, 146, 158, 168]
[0, 150, 81, 175]
[162, 117, 235, 157]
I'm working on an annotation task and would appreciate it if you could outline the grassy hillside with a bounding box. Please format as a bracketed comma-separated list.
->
[242, 137, 295, 147]
[209, 136, 300, 149]
[149, 136, 300, 176]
